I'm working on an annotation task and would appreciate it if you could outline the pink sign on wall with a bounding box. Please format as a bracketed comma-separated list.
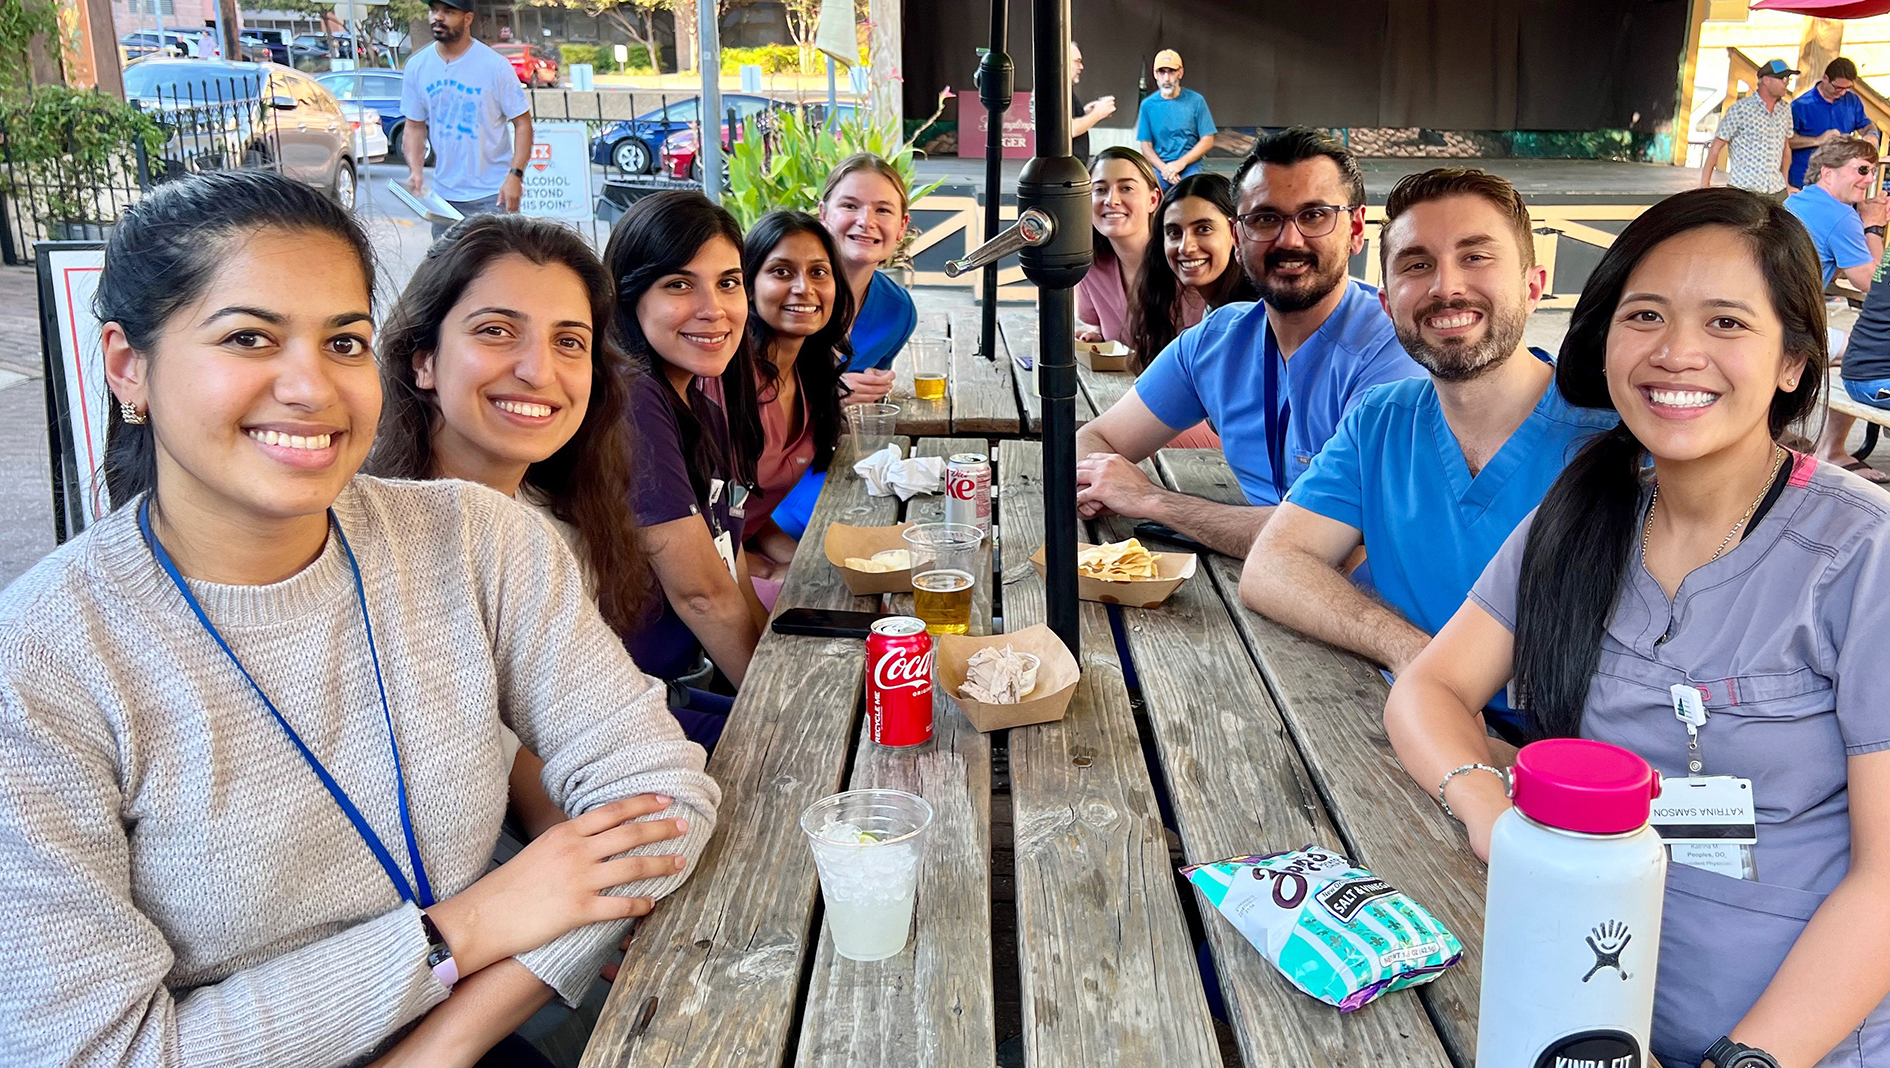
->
[959, 89, 1035, 159]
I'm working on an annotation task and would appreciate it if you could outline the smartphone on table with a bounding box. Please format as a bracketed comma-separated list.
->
[771, 607, 885, 639]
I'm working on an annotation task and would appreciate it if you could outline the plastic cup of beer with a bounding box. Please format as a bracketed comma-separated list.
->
[902, 522, 983, 635]
[801, 789, 935, 961]
[910, 338, 948, 402]
[844, 402, 900, 455]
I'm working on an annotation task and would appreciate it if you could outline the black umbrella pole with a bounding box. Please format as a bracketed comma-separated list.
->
[976, 0, 1011, 360]
[1018, 0, 1089, 654]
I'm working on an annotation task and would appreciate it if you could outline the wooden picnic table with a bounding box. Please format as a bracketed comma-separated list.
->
[883, 309, 1126, 439]
[581, 436, 1490, 1068]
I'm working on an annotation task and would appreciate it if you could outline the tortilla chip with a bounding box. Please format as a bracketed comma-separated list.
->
[842, 548, 911, 574]
[1078, 538, 1161, 582]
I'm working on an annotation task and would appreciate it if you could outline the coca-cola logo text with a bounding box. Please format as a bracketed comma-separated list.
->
[873, 649, 935, 693]
[948, 475, 977, 499]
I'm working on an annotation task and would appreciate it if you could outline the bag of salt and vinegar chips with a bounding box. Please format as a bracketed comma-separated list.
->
[1182, 847, 1462, 1012]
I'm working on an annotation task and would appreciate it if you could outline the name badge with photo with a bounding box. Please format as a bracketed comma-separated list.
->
[1650, 775, 1757, 880]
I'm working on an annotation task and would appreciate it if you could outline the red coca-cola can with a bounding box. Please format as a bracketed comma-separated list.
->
[866, 616, 934, 747]
[946, 452, 991, 536]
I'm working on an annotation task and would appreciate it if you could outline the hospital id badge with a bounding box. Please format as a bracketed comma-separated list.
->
[1650, 775, 1758, 880]
[713, 530, 739, 582]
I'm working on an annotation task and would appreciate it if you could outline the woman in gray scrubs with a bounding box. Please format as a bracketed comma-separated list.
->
[1386, 187, 1890, 1068]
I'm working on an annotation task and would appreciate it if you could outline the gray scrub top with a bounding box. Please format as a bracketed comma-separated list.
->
[1471, 453, 1890, 1068]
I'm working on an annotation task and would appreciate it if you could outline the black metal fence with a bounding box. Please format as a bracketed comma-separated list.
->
[0, 77, 282, 264]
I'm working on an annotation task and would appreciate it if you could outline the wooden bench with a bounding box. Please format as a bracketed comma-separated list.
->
[1826, 366, 1890, 461]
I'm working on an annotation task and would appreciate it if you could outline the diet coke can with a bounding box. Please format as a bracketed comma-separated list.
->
[866, 616, 934, 747]
[946, 453, 992, 536]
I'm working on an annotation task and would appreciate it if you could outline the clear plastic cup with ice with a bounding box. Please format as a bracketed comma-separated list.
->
[799, 789, 935, 961]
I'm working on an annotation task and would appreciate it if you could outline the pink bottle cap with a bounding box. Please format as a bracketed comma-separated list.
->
[1509, 738, 1661, 835]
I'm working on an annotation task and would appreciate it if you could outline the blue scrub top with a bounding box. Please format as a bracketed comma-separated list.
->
[1790, 88, 1871, 188]
[1784, 183, 1874, 288]
[1287, 352, 1617, 722]
[1133, 282, 1423, 505]
[846, 271, 917, 373]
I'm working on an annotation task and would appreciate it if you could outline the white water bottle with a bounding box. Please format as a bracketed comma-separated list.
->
[1476, 738, 1667, 1068]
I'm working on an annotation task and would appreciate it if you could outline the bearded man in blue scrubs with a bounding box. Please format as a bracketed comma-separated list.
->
[1239, 168, 1615, 737]
[1074, 128, 1423, 558]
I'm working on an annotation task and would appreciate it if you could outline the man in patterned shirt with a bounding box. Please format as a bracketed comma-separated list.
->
[1699, 58, 1798, 200]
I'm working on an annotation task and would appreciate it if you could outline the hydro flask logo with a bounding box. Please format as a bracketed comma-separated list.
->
[1582, 920, 1632, 983]
[1533, 1029, 1642, 1068]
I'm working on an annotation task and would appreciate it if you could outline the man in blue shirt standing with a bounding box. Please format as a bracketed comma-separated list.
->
[1074, 128, 1423, 558]
[1239, 169, 1614, 734]
[1135, 49, 1216, 189]
[1788, 57, 1878, 192]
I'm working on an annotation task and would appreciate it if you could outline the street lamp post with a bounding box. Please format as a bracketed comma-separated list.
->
[697, 0, 722, 203]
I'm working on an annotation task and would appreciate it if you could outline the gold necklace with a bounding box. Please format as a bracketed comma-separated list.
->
[1641, 445, 1788, 567]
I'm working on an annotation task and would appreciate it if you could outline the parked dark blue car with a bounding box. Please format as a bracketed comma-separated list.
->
[591, 93, 773, 176]
[316, 69, 431, 164]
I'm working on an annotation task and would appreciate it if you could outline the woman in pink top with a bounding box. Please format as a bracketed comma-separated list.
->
[728, 211, 857, 591]
[1077, 147, 1160, 345]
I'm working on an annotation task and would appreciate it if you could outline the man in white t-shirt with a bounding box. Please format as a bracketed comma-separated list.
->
[402, 0, 533, 236]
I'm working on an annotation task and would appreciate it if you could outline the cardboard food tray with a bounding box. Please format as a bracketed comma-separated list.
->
[1029, 542, 1197, 609]
[935, 623, 1080, 731]
[1074, 337, 1133, 372]
[823, 522, 915, 595]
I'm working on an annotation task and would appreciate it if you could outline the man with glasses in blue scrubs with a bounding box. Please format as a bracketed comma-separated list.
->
[1238, 168, 1615, 739]
[1074, 128, 1423, 557]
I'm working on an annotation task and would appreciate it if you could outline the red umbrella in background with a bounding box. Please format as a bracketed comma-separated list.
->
[1752, 0, 1890, 18]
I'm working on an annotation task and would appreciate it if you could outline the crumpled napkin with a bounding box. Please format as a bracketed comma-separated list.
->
[853, 443, 944, 499]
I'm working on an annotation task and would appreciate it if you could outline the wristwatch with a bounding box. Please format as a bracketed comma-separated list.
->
[1867, 224, 1886, 238]
[1705, 1036, 1780, 1067]
[509, 166, 526, 179]
[420, 910, 459, 991]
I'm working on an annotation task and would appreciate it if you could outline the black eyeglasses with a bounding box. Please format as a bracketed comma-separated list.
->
[1233, 204, 1359, 241]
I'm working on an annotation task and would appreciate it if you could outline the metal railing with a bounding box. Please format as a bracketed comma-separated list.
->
[0, 78, 282, 263]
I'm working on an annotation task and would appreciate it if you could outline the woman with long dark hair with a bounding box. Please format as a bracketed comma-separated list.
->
[1387, 187, 1890, 1067]
[370, 212, 653, 835]
[1076, 146, 1162, 345]
[1126, 171, 1256, 376]
[0, 170, 716, 1066]
[726, 210, 856, 585]
[605, 190, 766, 738]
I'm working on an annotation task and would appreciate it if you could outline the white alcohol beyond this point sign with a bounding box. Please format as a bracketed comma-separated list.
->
[519, 121, 593, 222]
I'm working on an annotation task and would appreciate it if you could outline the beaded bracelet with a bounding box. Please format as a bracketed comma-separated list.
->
[1436, 762, 1508, 821]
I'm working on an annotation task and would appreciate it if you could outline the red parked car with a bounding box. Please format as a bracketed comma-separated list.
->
[494, 43, 558, 87]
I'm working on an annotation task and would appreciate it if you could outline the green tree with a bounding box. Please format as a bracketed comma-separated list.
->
[520, 0, 665, 72]
[0, 0, 56, 100]
[254, 0, 425, 68]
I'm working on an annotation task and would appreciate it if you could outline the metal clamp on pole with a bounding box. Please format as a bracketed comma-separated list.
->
[943, 209, 1054, 278]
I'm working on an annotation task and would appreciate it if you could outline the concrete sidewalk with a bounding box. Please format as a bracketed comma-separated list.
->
[0, 266, 56, 587]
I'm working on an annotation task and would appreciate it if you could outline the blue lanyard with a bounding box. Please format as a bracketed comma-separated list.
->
[137, 500, 435, 908]
[1262, 335, 1292, 497]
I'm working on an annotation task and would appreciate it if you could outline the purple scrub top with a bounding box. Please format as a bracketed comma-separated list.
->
[1471, 453, 1890, 1068]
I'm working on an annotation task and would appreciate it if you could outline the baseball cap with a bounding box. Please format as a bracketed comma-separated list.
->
[1153, 49, 1182, 72]
[1757, 59, 1799, 80]
[431, 0, 474, 10]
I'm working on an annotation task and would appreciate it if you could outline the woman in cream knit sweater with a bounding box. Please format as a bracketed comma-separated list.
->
[0, 170, 720, 1067]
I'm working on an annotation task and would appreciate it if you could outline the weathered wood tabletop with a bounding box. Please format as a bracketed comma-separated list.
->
[583, 436, 1488, 1068]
